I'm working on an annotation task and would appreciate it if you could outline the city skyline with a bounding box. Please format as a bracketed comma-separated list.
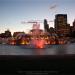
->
[0, 0, 75, 34]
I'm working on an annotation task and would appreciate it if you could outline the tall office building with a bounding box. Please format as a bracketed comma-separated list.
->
[54, 14, 70, 36]
[73, 19, 75, 32]
[44, 19, 49, 32]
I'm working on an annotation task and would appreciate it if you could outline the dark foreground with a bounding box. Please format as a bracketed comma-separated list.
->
[0, 55, 75, 75]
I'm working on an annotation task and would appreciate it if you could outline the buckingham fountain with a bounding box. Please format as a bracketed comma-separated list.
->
[28, 23, 46, 49]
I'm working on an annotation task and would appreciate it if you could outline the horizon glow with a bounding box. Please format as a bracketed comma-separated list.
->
[0, 0, 75, 34]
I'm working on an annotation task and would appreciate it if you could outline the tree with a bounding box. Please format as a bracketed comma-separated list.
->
[5, 30, 12, 38]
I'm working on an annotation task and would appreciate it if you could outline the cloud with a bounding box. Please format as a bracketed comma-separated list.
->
[49, 3, 59, 14]
[50, 4, 58, 10]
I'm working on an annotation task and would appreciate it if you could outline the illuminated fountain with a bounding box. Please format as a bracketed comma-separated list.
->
[30, 23, 46, 49]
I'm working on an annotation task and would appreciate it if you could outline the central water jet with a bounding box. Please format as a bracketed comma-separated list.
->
[30, 23, 46, 49]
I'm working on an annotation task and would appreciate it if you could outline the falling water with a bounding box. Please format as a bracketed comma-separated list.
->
[30, 23, 45, 49]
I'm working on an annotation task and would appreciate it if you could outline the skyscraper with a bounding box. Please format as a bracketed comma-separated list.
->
[70, 19, 75, 37]
[44, 19, 49, 32]
[73, 19, 75, 32]
[54, 14, 70, 36]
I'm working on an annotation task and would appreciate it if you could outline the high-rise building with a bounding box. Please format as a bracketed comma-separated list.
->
[44, 19, 49, 32]
[54, 14, 70, 36]
[70, 19, 75, 37]
[73, 19, 75, 32]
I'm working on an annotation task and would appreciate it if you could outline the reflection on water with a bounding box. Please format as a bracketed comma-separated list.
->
[0, 44, 75, 55]
[56, 45, 67, 55]
[66, 43, 75, 54]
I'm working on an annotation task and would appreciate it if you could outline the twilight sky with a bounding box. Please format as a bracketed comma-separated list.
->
[0, 0, 75, 34]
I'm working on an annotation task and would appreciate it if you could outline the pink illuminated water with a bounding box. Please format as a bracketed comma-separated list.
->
[32, 38, 45, 48]
[31, 23, 45, 49]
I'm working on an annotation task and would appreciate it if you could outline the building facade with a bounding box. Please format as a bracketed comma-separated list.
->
[73, 19, 75, 32]
[44, 19, 49, 32]
[54, 14, 70, 36]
